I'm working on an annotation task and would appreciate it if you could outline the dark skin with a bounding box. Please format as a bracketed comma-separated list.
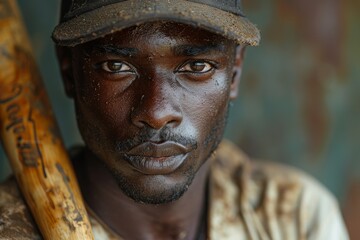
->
[57, 22, 244, 239]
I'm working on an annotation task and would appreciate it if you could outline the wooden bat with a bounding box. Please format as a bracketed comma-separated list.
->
[0, 1, 94, 239]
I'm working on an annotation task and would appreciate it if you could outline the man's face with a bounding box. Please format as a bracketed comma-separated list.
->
[61, 22, 241, 204]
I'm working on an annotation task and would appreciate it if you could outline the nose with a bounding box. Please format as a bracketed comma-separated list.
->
[131, 77, 183, 130]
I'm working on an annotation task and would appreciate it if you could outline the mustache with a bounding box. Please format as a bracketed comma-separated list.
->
[114, 127, 197, 153]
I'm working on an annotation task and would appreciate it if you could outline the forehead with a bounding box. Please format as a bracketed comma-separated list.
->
[80, 21, 235, 51]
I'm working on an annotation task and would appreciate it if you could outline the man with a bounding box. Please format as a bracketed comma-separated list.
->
[0, 0, 349, 239]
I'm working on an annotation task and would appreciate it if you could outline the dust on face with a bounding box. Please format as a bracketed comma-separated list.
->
[65, 21, 238, 204]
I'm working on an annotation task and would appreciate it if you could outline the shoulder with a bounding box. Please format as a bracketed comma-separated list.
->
[214, 140, 340, 208]
[0, 177, 42, 240]
[211, 140, 349, 239]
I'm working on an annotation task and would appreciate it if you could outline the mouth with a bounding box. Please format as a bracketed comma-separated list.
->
[123, 141, 193, 175]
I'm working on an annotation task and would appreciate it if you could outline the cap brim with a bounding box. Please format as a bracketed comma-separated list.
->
[52, 0, 260, 47]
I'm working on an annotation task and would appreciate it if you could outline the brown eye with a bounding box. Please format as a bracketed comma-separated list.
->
[190, 62, 206, 72]
[178, 61, 214, 73]
[100, 61, 132, 73]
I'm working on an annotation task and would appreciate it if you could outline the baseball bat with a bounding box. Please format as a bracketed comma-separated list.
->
[0, 1, 94, 239]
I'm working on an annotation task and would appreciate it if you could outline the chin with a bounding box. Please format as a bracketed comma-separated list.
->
[110, 167, 196, 204]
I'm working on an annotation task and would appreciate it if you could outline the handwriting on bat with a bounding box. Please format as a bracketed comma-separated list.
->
[0, 44, 47, 175]
[0, 86, 42, 168]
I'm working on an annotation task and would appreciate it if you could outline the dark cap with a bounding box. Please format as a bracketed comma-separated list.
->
[52, 0, 260, 47]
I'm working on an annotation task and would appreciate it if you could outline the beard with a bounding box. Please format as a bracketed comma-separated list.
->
[77, 91, 231, 205]
[106, 105, 230, 205]
[109, 164, 196, 204]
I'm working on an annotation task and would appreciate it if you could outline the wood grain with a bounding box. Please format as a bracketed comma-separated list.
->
[0, 1, 94, 239]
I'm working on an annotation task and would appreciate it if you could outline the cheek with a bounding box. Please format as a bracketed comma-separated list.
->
[74, 63, 128, 123]
[188, 73, 230, 113]
[184, 74, 231, 136]
[74, 57, 120, 105]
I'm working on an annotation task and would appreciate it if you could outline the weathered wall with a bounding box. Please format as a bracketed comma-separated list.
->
[226, 0, 359, 199]
[0, 0, 358, 237]
[224, 0, 360, 237]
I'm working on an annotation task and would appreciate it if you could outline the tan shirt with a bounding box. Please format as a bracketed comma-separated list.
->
[0, 140, 349, 240]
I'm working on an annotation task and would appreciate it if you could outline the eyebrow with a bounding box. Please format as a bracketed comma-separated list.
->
[173, 44, 225, 56]
[91, 45, 138, 57]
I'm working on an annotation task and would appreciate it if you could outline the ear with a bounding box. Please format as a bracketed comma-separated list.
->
[56, 46, 75, 98]
[230, 45, 245, 100]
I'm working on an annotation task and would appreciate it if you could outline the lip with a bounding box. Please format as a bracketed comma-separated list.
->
[124, 141, 192, 175]
[127, 141, 190, 157]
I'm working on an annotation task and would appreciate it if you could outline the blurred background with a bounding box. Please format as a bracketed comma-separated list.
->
[0, 0, 359, 238]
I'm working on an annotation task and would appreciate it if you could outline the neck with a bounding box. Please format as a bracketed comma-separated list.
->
[79, 150, 210, 240]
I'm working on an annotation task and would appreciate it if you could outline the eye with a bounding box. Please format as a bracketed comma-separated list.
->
[178, 61, 215, 73]
[100, 61, 133, 73]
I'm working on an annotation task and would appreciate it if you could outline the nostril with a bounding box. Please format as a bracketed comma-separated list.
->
[167, 119, 181, 127]
[132, 110, 182, 130]
[138, 121, 146, 128]
[130, 91, 183, 129]
[133, 119, 147, 128]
